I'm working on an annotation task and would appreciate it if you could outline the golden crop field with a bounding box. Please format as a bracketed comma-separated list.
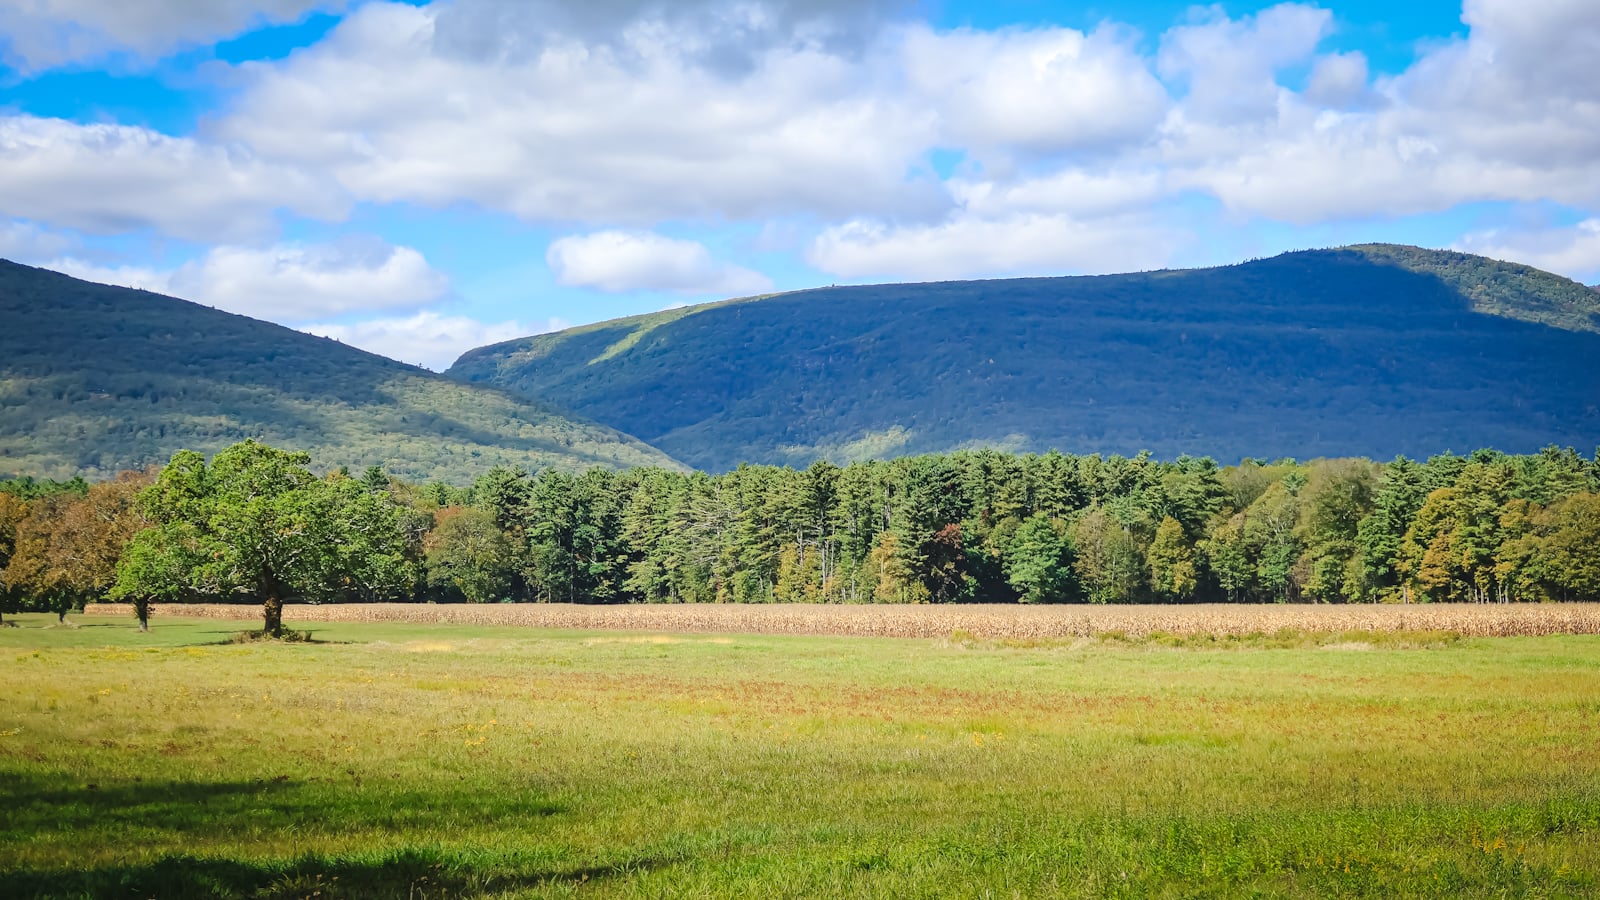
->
[86, 601, 1600, 639]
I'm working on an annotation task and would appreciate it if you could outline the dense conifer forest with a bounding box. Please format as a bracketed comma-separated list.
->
[4, 443, 1597, 623]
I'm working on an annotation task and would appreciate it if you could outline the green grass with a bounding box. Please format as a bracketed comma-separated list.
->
[2, 614, 1598, 898]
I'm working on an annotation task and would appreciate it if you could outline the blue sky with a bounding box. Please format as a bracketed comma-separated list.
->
[2, 0, 1598, 369]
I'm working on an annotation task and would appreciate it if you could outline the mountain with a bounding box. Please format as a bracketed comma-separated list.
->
[0, 260, 681, 482]
[449, 245, 1600, 471]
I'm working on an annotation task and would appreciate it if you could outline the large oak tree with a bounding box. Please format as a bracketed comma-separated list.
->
[113, 441, 416, 635]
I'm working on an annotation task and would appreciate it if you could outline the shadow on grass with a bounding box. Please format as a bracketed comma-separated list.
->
[0, 846, 679, 899]
[0, 773, 563, 850]
[148, 626, 356, 646]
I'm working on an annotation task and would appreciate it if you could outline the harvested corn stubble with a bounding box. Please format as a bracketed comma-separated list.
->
[83, 602, 1600, 639]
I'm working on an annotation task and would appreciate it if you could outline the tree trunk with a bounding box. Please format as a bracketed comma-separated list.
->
[136, 602, 150, 632]
[263, 592, 284, 636]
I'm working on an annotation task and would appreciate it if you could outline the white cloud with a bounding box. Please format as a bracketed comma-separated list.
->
[429, 0, 909, 64]
[1147, 1, 1600, 222]
[1454, 219, 1600, 283]
[807, 213, 1173, 282]
[302, 311, 563, 371]
[548, 230, 773, 296]
[200, 0, 1600, 247]
[43, 259, 172, 294]
[14, 0, 1600, 305]
[0, 115, 344, 242]
[1305, 51, 1373, 109]
[218, 2, 942, 225]
[1157, 4, 1332, 123]
[0, 221, 77, 261]
[948, 168, 1166, 220]
[901, 23, 1167, 158]
[0, 0, 346, 70]
[46, 238, 449, 322]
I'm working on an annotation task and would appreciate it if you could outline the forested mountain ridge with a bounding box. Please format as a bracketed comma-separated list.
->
[0, 260, 682, 482]
[449, 245, 1600, 471]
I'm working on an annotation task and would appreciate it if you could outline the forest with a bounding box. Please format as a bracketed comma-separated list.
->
[451, 245, 1600, 471]
[0, 260, 676, 482]
[3, 440, 1598, 630]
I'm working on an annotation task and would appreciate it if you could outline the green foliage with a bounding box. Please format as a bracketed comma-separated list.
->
[1003, 513, 1078, 603]
[459, 445, 1598, 606]
[1349, 243, 1600, 332]
[1524, 493, 1600, 601]
[423, 507, 515, 603]
[451, 245, 1600, 472]
[111, 441, 419, 633]
[1, 440, 1590, 613]
[0, 475, 88, 500]
[1147, 516, 1198, 601]
[0, 260, 680, 483]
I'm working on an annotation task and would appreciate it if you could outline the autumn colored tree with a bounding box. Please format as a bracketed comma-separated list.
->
[1529, 493, 1600, 601]
[1147, 515, 1198, 601]
[3, 473, 150, 623]
[868, 531, 923, 603]
[0, 492, 28, 624]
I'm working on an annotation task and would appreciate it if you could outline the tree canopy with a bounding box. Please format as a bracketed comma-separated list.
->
[3, 441, 1596, 622]
[112, 441, 418, 634]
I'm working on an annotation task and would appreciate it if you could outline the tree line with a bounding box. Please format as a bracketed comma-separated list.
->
[2, 441, 1598, 633]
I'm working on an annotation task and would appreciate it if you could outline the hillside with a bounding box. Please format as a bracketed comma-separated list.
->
[449, 245, 1600, 471]
[0, 260, 681, 482]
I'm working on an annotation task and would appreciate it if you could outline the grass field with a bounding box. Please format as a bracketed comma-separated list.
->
[3, 614, 1599, 898]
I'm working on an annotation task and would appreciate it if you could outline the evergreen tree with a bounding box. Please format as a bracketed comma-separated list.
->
[1004, 513, 1078, 603]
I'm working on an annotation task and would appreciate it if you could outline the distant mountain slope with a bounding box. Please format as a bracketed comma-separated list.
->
[0, 261, 681, 481]
[449, 245, 1600, 471]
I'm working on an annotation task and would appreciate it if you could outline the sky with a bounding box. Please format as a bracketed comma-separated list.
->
[2, 0, 1598, 370]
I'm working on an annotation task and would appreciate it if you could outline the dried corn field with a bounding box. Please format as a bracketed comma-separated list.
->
[84, 601, 1600, 638]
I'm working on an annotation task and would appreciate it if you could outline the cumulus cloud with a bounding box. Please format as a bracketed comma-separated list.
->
[0, 221, 77, 261]
[429, 0, 911, 68]
[1158, 4, 1332, 123]
[0, 0, 347, 70]
[548, 230, 773, 296]
[0, 116, 344, 242]
[901, 23, 1167, 159]
[217, 2, 942, 225]
[807, 213, 1174, 282]
[302, 311, 558, 371]
[47, 238, 449, 322]
[1151, 1, 1600, 222]
[1454, 219, 1600, 283]
[947, 168, 1166, 220]
[15, 0, 1600, 298]
[1305, 51, 1373, 109]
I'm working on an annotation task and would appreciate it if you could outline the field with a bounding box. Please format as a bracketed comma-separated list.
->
[85, 601, 1600, 639]
[4, 612, 1600, 898]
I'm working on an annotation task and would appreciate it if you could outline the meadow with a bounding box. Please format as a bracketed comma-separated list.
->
[3, 613, 1599, 898]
